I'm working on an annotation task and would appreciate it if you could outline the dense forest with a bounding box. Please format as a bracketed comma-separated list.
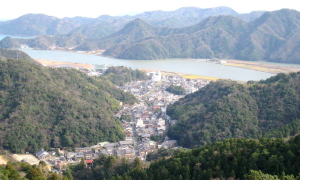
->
[167, 72, 300, 148]
[44, 135, 298, 180]
[102, 66, 148, 86]
[0, 59, 146, 153]
[166, 85, 186, 95]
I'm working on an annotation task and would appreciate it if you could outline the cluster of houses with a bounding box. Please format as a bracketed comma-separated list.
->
[32, 70, 210, 171]
[115, 72, 210, 159]
[35, 140, 139, 171]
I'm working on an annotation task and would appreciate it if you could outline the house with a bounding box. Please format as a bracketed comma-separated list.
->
[116, 149, 126, 157]
[75, 147, 91, 153]
[119, 141, 133, 146]
[35, 149, 50, 160]
[161, 140, 178, 149]
[103, 142, 119, 148]
[91, 145, 101, 149]
[74, 153, 85, 160]
[125, 149, 135, 158]
[149, 141, 157, 149]
[55, 161, 67, 171]
[66, 152, 77, 160]
[86, 160, 94, 167]
[85, 151, 93, 160]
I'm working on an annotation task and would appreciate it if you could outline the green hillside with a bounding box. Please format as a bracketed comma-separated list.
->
[0, 48, 35, 62]
[0, 59, 138, 153]
[167, 72, 300, 148]
[104, 9, 299, 63]
[64, 135, 299, 180]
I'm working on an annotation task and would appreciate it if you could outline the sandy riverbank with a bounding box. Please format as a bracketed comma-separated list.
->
[34, 49, 299, 74]
[34, 59, 93, 69]
[223, 60, 299, 74]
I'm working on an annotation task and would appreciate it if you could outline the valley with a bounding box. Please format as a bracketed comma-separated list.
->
[0, 3, 301, 180]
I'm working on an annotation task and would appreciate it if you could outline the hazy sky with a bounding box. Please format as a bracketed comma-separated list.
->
[0, 0, 302, 19]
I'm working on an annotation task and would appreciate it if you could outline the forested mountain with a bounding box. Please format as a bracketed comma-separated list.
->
[1, 9, 298, 63]
[102, 9, 300, 63]
[0, 33, 88, 50]
[0, 48, 35, 62]
[167, 72, 300, 148]
[0, 6, 256, 38]
[0, 14, 85, 36]
[0, 59, 142, 153]
[68, 6, 263, 39]
[61, 135, 299, 180]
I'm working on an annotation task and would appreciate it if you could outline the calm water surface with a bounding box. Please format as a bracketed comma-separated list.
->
[21, 49, 276, 81]
[0, 34, 297, 81]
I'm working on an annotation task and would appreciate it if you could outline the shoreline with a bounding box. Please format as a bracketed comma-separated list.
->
[32, 58, 227, 81]
[60, 50, 301, 74]
[34, 59, 93, 69]
[31, 49, 299, 78]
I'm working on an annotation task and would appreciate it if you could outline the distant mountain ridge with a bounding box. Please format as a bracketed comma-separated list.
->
[0, 6, 264, 38]
[0, 9, 299, 63]
[0, 14, 86, 36]
[100, 9, 299, 63]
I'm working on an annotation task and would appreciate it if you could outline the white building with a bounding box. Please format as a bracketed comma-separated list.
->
[148, 71, 162, 81]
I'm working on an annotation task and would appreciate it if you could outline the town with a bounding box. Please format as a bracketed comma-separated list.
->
[27, 67, 210, 172]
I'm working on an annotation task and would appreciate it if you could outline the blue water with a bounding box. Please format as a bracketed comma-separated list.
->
[0, 34, 295, 81]
[20, 49, 276, 81]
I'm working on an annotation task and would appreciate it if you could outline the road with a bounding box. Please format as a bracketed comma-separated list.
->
[131, 109, 139, 156]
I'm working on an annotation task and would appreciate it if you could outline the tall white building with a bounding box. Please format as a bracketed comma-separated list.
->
[150, 71, 161, 81]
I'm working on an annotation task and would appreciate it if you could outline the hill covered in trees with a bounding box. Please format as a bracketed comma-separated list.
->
[101, 9, 299, 63]
[166, 85, 186, 95]
[167, 72, 300, 148]
[102, 66, 148, 86]
[0, 48, 35, 62]
[0, 59, 142, 153]
[61, 135, 299, 180]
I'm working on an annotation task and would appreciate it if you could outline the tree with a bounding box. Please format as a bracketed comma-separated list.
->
[47, 173, 60, 180]
[25, 167, 45, 180]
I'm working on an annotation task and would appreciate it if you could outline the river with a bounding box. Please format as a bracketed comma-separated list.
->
[0, 35, 296, 81]
[21, 49, 276, 81]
